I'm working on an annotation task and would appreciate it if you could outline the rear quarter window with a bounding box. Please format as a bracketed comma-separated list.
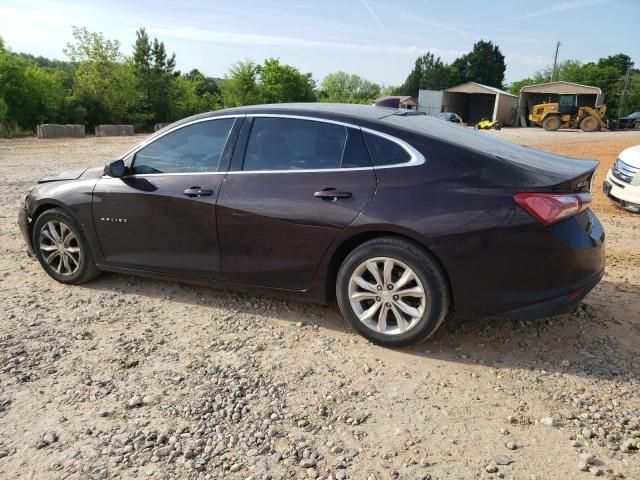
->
[363, 131, 411, 166]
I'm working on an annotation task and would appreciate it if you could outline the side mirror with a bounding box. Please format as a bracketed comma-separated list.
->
[104, 159, 127, 178]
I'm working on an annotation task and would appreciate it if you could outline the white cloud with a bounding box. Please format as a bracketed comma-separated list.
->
[360, 0, 393, 42]
[511, 0, 606, 21]
[367, 0, 476, 39]
[150, 25, 462, 59]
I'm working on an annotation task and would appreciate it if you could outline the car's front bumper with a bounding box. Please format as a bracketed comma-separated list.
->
[603, 169, 640, 213]
[18, 205, 35, 255]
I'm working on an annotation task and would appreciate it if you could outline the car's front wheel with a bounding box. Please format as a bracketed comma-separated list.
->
[336, 237, 450, 346]
[32, 208, 101, 284]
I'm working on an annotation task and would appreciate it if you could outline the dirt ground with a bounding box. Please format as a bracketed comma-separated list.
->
[1, 128, 639, 480]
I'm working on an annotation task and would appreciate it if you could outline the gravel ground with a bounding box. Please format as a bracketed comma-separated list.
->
[1, 129, 639, 480]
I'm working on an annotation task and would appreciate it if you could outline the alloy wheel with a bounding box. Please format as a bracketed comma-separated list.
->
[38, 220, 81, 276]
[348, 257, 427, 335]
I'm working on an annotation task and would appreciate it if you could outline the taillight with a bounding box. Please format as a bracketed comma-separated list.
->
[514, 192, 591, 225]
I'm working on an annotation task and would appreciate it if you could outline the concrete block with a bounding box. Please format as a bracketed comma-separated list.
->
[37, 124, 85, 139]
[95, 125, 134, 137]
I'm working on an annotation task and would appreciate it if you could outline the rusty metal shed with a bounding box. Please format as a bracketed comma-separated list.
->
[517, 81, 603, 126]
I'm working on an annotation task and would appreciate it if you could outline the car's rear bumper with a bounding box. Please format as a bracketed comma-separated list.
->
[496, 268, 603, 320]
[436, 209, 605, 319]
[18, 205, 35, 255]
[603, 170, 640, 213]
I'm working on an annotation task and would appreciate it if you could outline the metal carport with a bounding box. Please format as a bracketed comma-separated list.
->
[517, 81, 603, 127]
[419, 82, 518, 125]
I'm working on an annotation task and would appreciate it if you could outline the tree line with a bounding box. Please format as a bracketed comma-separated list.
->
[0, 28, 638, 135]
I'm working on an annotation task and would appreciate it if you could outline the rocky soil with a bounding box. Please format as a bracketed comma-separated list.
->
[1, 129, 639, 479]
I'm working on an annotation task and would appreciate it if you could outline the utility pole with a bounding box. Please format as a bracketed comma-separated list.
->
[618, 66, 632, 122]
[551, 41, 561, 82]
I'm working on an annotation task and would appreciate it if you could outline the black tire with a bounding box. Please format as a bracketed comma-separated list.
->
[543, 115, 561, 131]
[336, 237, 450, 346]
[32, 208, 101, 284]
[580, 115, 599, 132]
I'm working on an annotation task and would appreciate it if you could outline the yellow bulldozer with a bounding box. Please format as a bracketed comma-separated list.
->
[529, 94, 608, 132]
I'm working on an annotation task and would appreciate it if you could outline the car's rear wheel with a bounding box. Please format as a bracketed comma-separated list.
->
[32, 208, 100, 284]
[336, 237, 450, 346]
[543, 115, 561, 131]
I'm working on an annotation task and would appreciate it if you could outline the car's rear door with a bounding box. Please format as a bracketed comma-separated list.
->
[93, 116, 242, 278]
[216, 115, 377, 290]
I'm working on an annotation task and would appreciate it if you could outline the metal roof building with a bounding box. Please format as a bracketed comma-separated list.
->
[517, 81, 604, 127]
[418, 82, 518, 125]
[373, 95, 418, 110]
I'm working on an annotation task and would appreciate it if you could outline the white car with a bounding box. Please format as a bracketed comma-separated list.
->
[603, 145, 640, 213]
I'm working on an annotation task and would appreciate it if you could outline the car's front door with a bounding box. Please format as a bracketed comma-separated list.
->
[216, 115, 377, 290]
[93, 116, 241, 278]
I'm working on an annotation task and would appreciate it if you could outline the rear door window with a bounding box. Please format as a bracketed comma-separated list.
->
[243, 117, 348, 171]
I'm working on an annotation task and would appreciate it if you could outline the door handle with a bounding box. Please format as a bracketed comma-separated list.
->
[183, 187, 213, 197]
[314, 188, 352, 201]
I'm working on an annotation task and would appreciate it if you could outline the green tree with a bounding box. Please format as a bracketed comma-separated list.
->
[221, 60, 259, 107]
[0, 97, 7, 124]
[150, 37, 176, 121]
[398, 52, 451, 97]
[172, 72, 222, 118]
[256, 58, 316, 104]
[185, 69, 220, 97]
[133, 27, 153, 113]
[0, 35, 5, 124]
[628, 73, 640, 115]
[221, 58, 316, 107]
[597, 54, 633, 76]
[171, 75, 203, 119]
[451, 40, 506, 89]
[64, 26, 136, 128]
[319, 71, 381, 103]
[0, 42, 67, 131]
[132, 27, 177, 126]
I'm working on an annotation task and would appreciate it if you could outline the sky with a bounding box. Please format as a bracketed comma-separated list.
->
[1, 0, 639, 87]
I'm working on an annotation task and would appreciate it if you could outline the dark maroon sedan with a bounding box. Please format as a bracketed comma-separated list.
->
[18, 104, 605, 346]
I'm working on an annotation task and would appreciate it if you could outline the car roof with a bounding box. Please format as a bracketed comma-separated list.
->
[174, 103, 408, 128]
[215, 103, 397, 120]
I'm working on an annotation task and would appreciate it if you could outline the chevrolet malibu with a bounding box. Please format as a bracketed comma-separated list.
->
[18, 104, 605, 346]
